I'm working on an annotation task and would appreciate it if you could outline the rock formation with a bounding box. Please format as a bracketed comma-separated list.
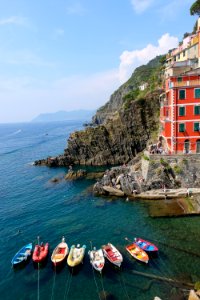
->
[34, 56, 163, 167]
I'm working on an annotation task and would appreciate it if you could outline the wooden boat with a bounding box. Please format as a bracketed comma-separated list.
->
[126, 243, 149, 263]
[134, 237, 158, 252]
[102, 243, 123, 267]
[67, 244, 86, 267]
[88, 248, 105, 272]
[51, 237, 69, 266]
[32, 242, 49, 263]
[11, 243, 32, 266]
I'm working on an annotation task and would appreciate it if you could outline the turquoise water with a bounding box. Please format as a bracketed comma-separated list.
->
[0, 121, 200, 300]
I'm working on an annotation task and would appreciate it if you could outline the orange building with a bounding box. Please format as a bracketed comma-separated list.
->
[160, 73, 200, 154]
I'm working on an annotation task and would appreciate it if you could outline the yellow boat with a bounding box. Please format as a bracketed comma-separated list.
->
[67, 244, 86, 267]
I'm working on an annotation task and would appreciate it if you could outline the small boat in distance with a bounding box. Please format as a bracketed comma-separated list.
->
[126, 243, 149, 264]
[88, 248, 105, 273]
[11, 243, 32, 266]
[67, 244, 86, 267]
[51, 237, 69, 266]
[134, 238, 158, 252]
[32, 241, 49, 263]
[102, 243, 123, 268]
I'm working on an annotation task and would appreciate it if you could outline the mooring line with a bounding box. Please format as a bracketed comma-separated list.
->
[50, 265, 57, 300]
[64, 268, 73, 300]
[37, 262, 40, 300]
[119, 269, 131, 300]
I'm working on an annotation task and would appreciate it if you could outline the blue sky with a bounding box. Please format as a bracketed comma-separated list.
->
[0, 0, 196, 122]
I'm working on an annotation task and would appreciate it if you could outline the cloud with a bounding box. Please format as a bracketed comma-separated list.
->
[131, 0, 154, 13]
[119, 33, 178, 83]
[0, 16, 28, 26]
[66, 2, 87, 15]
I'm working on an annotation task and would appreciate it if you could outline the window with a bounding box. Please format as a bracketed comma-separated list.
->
[195, 88, 200, 98]
[177, 77, 182, 82]
[179, 106, 185, 116]
[183, 50, 185, 57]
[194, 105, 200, 115]
[194, 122, 200, 131]
[179, 123, 185, 132]
[179, 89, 185, 99]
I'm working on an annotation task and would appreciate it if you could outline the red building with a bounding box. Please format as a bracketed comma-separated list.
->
[160, 73, 200, 154]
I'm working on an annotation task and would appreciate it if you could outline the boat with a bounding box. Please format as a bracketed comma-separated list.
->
[88, 247, 105, 272]
[67, 244, 86, 267]
[102, 243, 123, 267]
[51, 237, 69, 266]
[126, 243, 149, 263]
[32, 242, 49, 263]
[11, 243, 32, 266]
[134, 237, 158, 252]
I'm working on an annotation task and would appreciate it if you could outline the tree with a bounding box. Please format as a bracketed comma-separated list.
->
[190, 0, 200, 16]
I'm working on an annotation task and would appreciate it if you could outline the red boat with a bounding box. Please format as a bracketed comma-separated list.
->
[32, 243, 49, 263]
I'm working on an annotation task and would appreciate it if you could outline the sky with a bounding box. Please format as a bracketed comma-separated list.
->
[0, 0, 197, 123]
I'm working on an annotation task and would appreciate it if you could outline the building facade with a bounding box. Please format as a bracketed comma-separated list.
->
[160, 18, 200, 154]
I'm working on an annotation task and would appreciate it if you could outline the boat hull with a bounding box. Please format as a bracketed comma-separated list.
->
[11, 243, 32, 266]
[32, 243, 49, 263]
[102, 243, 123, 268]
[126, 243, 149, 263]
[67, 245, 86, 267]
[88, 249, 105, 272]
[134, 238, 158, 252]
[51, 238, 69, 266]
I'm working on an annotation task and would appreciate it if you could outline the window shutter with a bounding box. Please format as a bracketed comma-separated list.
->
[179, 124, 185, 132]
[179, 90, 185, 99]
[194, 106, 200, 115]
[195, 89, 200, 98]
[194, 122, 200, 131]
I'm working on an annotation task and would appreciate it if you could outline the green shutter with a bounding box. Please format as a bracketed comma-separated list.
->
[177, 77, 182, 82]
[194, 122, 200, 131]
[179, 90, 185, 99]
[179, 124, 185, 132]
[179, 107, 185, 116]
[194, 106, 200, 115]
[195, 89, 200, 98]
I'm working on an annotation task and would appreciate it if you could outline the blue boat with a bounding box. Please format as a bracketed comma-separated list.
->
[11, 243, 32, 266]
[134, 238, 158, 252]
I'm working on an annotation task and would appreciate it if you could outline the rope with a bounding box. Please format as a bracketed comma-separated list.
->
[35, 236, 40, 300]
[37, 263, 40, 300]
[119, 269, 131, 300]
[100, 272, 106, 300]
[50, 264, 57, 300]
[63, 268, 73, 300]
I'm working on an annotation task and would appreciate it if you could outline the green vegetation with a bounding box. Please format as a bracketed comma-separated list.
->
[173, 165, 183, 174]
[142, 154, 150, 161]
[122, 55, 165, 110]
[195, 281, 200, 290]
[190, 0, 200, 16]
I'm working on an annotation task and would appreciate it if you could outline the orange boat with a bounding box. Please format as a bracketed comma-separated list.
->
[32, 242, 49, 263]
[126, 243, 149, 264]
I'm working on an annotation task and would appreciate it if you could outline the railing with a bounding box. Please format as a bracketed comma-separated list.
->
[173, 80, 200, 88]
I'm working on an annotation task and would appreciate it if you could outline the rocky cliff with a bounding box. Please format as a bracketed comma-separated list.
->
[34, 56, 164, 167]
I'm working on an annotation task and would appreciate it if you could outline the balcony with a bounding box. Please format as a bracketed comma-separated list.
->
[172, 79, 200, 88]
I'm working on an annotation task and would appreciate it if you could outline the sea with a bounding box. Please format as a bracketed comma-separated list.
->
[0, 121, 200, 300]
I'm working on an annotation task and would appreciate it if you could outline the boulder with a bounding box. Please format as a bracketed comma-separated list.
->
[102, 186, 124, 197]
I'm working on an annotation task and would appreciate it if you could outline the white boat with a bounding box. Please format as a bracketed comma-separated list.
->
[88, 247, 105, 272]
[102, 243, 123, 267]
[51, 237, 69, 266]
